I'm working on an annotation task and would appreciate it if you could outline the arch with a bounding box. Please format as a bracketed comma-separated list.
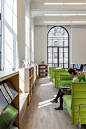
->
[47, 26, 69, 68]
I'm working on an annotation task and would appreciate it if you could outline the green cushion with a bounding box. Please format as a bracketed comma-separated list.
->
[60, 75, 72, 80]
[60, 80, 72, 86]
[63, 95, 72, 116]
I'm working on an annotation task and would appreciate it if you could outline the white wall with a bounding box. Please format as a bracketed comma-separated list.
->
[34, 26, 47, 64]
[72, 26, 86, 64]
[17, 0, 25, 68]
[34, 25, 86, 67]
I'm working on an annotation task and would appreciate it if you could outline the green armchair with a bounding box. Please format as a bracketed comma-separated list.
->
[63, 82, 86, 128]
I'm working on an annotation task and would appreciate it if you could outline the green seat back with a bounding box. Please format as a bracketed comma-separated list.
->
[51, 67, 61, 79]
[60, 75, 73, 80]
[52, 69, 67, 80]
[71, 82, 86, 125]
[60, 74, 86, 82]
[55, 71, 68, 88]
[49, 67, 61, 78]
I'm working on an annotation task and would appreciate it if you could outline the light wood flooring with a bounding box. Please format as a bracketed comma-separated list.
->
[20, 78, 86, 129]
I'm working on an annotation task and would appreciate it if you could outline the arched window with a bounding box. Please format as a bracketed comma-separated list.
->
[47, 26, 69, 68]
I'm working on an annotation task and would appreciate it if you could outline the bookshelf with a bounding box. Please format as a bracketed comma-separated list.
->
[34, 64, 38, 86]
[29, 67, 34, 100]
[3, 65, 38, 127]
[0, 71, 19, 128]
[38, 64, 48, 78]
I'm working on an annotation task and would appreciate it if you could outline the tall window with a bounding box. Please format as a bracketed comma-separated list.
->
[4, 0, 17, 68]
[47, 26, 69, 68]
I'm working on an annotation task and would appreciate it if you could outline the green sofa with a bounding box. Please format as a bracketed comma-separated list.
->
[60, 75, 86, 84]
[49, 67, 61, 79]
[63, 82, 86, 128]
[53, 70, 68, 88]
[52, 69, 68, 82]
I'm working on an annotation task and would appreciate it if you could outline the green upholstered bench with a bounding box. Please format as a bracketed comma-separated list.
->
[53, 70, 68, 88]
[49, 67, 61, 79]
[63, 82, 86, 128]
[63, 95, 71, 116]
[52, 69, 67, 81]
[60, 74, 86, 82]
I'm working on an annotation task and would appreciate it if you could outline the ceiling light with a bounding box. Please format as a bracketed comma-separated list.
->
[44, 21, 57, 23]
[64, 3, 83, 5]
[72, 21, 86, 23]
[84, 3, 86, 4]
[61, 14, 76, 16]
[58, 21, 71, 23]
[44, 14, 60, 16]
[44, 3, 63, 5]
[77, 14, 86, 15]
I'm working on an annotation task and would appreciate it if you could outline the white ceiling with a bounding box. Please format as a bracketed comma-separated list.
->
[31, 0, 86, 25]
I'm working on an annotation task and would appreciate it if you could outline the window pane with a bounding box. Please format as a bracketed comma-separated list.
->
[48, 47, 52, 52]
[48, 64, 52, 67]
[53, 64, 58, 67]
[48, 59, 52, 63]
[59, 58, 63, 63]
[59, 53, 63, 58]
[53, 52, 58, 59]
[48, 31, 53, 37]
[53, 47, 57, 52]
[59, 64, 63, 68]
[64, 53, 68, 58]
[64, 58, 68, 63]
[64, 40, 68, 46]
[59, 48, 63, 52]
[59, 40, 63, 46]
[64, 64, 68, 68]
[48, 52, 52, 58]
[53, 59, 57, 63]
[64, 48, 68, 52]
[48, 40, 52, 46]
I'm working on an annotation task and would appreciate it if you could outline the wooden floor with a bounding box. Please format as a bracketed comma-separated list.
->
[20, 78, 86, 129]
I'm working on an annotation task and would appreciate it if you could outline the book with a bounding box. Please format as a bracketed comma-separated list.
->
[60, 86, 71, 89]
[0, 114, 8, 129]
[5, 81, 18, 99]
[2, 105, 18, 129]
[0, 90, 8, 109]
[0, 84, 12, 104]
[3, 83, 14, 100]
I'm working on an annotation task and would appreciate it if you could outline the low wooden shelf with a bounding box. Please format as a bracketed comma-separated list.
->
[38, 64, 48, 78]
